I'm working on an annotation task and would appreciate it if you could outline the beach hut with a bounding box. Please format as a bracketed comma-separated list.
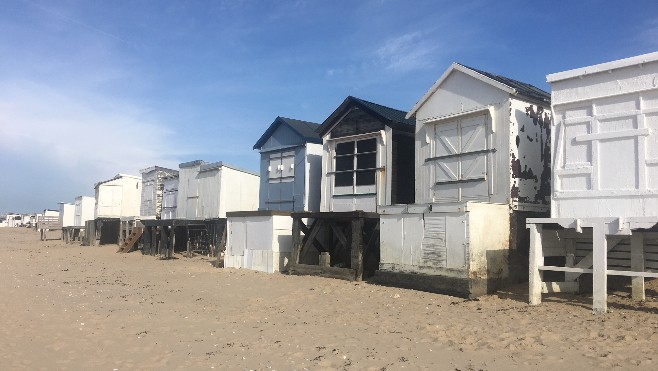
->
[140, 160, 259, 258]
[288, 97, 415, 281]
[317, 96, 415, 212]
[59, 202, 75, 228]
[74, 196, 95, 227]
[161, 174, 178, 220]
[254, 117, 323, 212]
[90, 174, 142, 245]
[224, 117, 322, 273]
[140, 166, 179, 220]
[528, 51, 658, 313]
[377, 63, 551, 297]
[63, 195, 95, 243]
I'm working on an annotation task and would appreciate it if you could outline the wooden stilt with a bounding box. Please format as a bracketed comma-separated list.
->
[351, 217, 364, 281]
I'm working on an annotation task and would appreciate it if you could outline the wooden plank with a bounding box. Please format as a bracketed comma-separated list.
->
[288, 263, 356, 281]
[529, 224, 544, 306]
[539, 265, 593, 273]
[301, 219, 325, 256]
[328, 220, 349, 249]
[541, 281, 579, 293]
[631, 233, 645, 301]
[607, 269, 658, 278]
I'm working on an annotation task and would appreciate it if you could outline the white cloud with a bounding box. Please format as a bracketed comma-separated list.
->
[376, 31, 441, 72]
[0, 80, 180, 186]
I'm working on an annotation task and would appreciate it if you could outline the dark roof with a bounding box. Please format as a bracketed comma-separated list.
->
[457, 63, 551, 104]
[253, 116, 321, 150]
[317, 96, 415, 136]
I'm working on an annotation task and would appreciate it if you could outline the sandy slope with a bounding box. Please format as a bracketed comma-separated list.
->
[1, 227, 658, 370]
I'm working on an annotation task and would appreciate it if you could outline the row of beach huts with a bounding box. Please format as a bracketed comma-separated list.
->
[43, 51, 658, 313]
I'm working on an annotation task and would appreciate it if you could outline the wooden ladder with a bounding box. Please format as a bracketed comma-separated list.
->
[118, 223, 145, 253]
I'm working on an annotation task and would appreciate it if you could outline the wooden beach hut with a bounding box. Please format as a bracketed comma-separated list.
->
[140, 166, 179, 220]
[224, 117, 322, 273]
[139, 160, 259, 259]
[528, 51, 658, 313]
[288, 96, 416, 281]
[377, 63, 551, 297]
[88, 174, 142, 246]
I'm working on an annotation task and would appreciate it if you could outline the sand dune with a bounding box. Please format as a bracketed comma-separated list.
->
[1, 227, 657, 370]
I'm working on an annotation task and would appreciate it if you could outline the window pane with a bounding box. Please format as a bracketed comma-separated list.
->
[336, 141, 355, 156]
[335, 156, 354, 171]
[335, 172, 353, 187]
[356, 170, 375, 185]
[357, 153, 376, 169]
[357, 138, 376, 153]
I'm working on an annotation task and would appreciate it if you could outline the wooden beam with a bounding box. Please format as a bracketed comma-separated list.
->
[351, 217, 364, 282]
[301, 219, 326, 256]
[328, 220, 349, 249]
[539, 265, 592, 273]
[291, 218, 303, 265]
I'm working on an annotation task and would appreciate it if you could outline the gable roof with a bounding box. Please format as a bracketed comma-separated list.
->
[317, 96, 415, 136]
[407, 63, 551, 119]
[253, 116, 321, 150]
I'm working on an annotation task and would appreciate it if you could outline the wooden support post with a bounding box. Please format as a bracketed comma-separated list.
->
[186, 227, 191, 258]
[631, 232, 645, 301]
[351, 217, 364, 282]
[168, 226, 174, 258]
[159, 227, 167, 258]
[564, 238, 577, 282]
[291, 218, 302, 265]
[528, 223, 544, 305]
[319, 252, 331, 267]
[592, 222, 608, 314]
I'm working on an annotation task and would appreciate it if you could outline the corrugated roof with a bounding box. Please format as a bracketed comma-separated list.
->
[457, 63, 551, 103]
[253, 116, 321, 150]
[317, 96, 415, 136]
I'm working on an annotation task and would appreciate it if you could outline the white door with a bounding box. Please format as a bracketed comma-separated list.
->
[431, 114, 490, 202]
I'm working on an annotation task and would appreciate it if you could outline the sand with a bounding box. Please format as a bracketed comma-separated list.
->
[1, 227, 658, 370]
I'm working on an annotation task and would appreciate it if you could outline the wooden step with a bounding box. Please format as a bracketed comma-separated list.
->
[117, 227, 144, 253]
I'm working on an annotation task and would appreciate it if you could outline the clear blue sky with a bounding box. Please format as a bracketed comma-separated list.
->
[1, 0, 657, 214]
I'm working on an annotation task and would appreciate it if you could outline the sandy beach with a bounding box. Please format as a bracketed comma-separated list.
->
[1, 227, 658, 370]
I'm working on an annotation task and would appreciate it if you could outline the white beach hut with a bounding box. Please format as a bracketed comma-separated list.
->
[528, 51, 658, 313]
[140, 166, 179, 220]
[377, 63, 552, 297]
[224, 117, 323, 273]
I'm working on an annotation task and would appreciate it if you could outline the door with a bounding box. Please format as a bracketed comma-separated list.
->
[431, 114, 490, 202]
[266, 151, 295, 210]
[98, 185, 122, 217]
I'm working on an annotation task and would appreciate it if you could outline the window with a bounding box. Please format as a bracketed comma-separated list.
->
[333, 138, 377, 191]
